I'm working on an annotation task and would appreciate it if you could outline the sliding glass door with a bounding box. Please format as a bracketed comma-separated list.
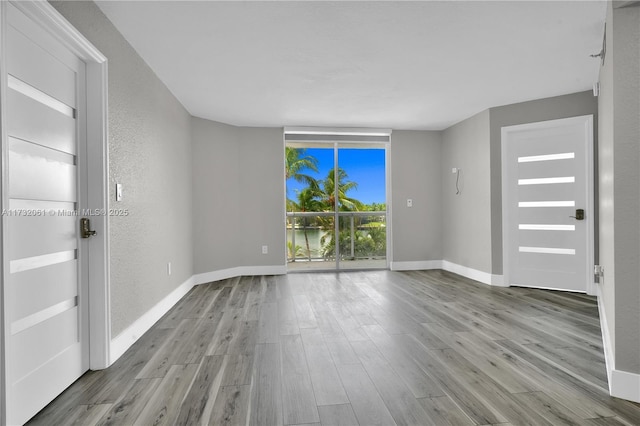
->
[286, 140, 387, 271]
[336, 146, 386, 270]
[286, 145, 335, 270]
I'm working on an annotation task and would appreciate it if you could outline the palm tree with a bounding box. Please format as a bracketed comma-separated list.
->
[318, 168, 363, 212]
[285, 147, 319, 188]
[315, 168, 364, 259]
[287, 241, 304, 261]
[290, 187, 323, 261]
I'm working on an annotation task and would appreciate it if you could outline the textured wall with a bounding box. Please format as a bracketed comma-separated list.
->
[441, 110, 492, 273]
[598, 0, 616, 367]
[238, 128, 286, 267]
[191, 118, 242, 273]
[391, 131, 442, 264]
[192, 119, 285, 274]
[51, 1, 194, 337]
[608, 4, 640, 374]
[488, 91, 598, 275]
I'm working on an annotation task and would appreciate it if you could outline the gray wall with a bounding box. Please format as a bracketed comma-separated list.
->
[237, 128, 286, 267]
[598, 0, 616, 357]
[51, 1, 194, 337]
[192, 118, 242, 272]
[441, 110, 492, 273]
[599, 2, 640, 374]
[192, 118, 285, 274]
[488, 91, 599, 275]
[391, 131, 442, 264]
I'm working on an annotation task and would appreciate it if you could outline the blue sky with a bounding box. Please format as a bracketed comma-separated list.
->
[286, 147, 386, 205]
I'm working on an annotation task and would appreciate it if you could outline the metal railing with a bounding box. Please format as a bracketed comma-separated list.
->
[286, 211, 386, 262]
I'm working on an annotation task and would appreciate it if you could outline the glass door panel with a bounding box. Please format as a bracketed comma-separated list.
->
[286, 143, 387, 271]
[337, 147, 387, 270]
[286, 145, 335, 271]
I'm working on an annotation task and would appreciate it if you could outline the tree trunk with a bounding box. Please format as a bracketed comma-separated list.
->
[303, 218, 312, 261]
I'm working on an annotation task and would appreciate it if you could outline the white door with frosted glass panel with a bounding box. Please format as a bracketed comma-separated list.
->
[4, 4, 89, 424]
[502, 115, 594, 293]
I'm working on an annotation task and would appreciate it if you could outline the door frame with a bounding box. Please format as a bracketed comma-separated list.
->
[501, 115, 595, 295]
[0, 1, 110, 421]
[283, 127, 392, 272]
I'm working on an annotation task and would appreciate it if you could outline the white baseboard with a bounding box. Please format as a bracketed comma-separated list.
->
[611, 370, 640, 403]
[110, 275, 195, 364]
[390, 260, 442, 271]
[595, 284, 640, 403]
[109, 265, 286, 364]
[193, 265, 287, 285]
[596, 284, 614, 387]
[109, 264, 287, 365]
[389, 260, 505, 287]
[441, 260, 506, 287]
[488, 274, 506, 287]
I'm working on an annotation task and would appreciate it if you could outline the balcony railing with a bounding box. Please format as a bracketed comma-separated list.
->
[286, 211, 386, 265]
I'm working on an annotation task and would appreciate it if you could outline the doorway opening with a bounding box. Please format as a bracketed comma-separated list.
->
[284, 129, 390, 271]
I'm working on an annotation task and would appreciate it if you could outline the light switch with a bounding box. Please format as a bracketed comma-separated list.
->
[116, 183, 123, 201]
[407, 199, 413, 208]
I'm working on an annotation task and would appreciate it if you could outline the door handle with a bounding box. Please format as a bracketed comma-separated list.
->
[569, 209, 584, 220]
[80, 217, 97, 238]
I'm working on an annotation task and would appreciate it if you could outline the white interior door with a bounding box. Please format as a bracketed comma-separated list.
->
[502, 115, 594, 293]
[4, 4, 89, 424]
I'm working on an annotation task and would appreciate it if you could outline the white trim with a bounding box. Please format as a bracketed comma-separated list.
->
[490, 274, 506, 287]
[10, 1, 105, 63]
[584, 115, 596, 296]
[0, 2, 8, 421]
[111, 264, 286, 364]
[385, 139, 392, 270]
[389, 260, 506, 286]
[596, 284, 614, 387]
[86, 58, 110, 370]
[501, 126, 511, 289]
[441, 260, 507, 287]
[596, 284, 640, 403]
[611, 370, 640, 403]
[389, 260, 442, 271]
[193, 265, 287, 286]
[284, 127, 392, 136]
[110, 276, 195, 363]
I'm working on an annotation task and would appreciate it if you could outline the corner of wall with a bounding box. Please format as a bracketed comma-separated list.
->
[597, 283, 640, 403]
[110, 275, 195, 364]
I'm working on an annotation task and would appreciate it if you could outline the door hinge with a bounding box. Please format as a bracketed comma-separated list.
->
[594, 265, 604, 283]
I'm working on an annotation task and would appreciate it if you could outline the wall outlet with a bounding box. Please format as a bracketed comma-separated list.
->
[452, 167, 458, 173]
[406, 199, 413, 208]
[262, 245, 268, 254]
[167, 262, 172, 276]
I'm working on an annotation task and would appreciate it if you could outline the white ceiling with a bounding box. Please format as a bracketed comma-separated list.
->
[95, 1, 606, 130]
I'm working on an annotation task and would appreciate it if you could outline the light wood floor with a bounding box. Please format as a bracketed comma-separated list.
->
[28, 270, 640, 425]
